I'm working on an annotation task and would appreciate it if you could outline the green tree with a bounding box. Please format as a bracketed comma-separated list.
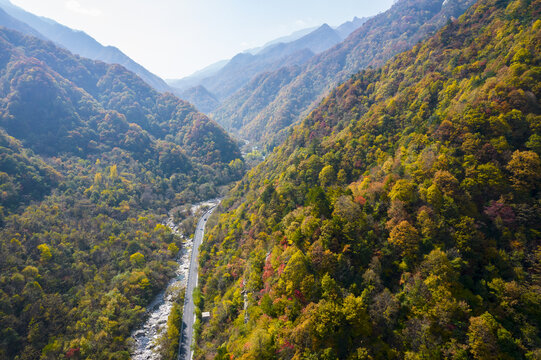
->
[130, 252, 145, 267]
[506, 150, 541, 192]
[389, 179, 417, 203]
[319, 165, 336, 187]
[467, 313, 501, 360]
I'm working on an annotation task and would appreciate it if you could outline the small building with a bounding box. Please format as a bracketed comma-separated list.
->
[201, 312, 211, 321]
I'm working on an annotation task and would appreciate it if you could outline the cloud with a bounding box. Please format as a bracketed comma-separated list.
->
[65, 0, 102, 17]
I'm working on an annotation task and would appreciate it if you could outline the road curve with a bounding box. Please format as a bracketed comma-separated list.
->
[177, 205, 217, 360]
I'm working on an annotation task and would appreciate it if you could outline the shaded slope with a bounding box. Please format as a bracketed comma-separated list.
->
[0, 130, 59, 214]
[0, 27, 241, 165]
[176, 85, 221, 114]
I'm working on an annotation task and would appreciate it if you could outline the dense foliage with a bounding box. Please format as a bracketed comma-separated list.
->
[0, 27, 244, 359]
[197, 0, 541, 359]
[211, 0, 476, 149]
[0, 130, 59, 215]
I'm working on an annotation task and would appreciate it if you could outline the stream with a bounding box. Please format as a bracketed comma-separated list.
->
[130, 199, 219, 360]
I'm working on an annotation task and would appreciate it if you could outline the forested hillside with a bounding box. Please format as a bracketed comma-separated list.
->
[197, 0, 541, 359]
[0, 27, 243, 359]
[212, 0, 476, 148]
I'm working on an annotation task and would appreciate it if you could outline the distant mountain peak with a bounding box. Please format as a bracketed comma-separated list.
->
[335, 15, 369, 39]
[318, 23, 333, 30]
[166, 15, 367, 108]
[211, 0, 476, 145]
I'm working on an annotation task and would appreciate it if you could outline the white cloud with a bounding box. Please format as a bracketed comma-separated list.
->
[65, 0, 102, 17]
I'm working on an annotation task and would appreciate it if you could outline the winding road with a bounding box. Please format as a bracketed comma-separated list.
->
[177, 205, 216, 360]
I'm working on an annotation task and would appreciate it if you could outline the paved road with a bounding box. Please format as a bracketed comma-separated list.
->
[178, 206, 216, 360]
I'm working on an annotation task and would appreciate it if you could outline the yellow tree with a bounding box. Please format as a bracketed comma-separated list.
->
[388, 220, 420, 258]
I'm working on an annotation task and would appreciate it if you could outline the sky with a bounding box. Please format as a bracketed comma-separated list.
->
[10, 0, 395, 79]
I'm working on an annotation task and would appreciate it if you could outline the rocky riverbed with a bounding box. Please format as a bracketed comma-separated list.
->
[131, 234, 193, 360]
[130, 199, 219, 360]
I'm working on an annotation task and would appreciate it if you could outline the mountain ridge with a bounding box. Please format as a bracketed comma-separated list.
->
[0, 0, 171, 92]
[167, 17, 369, 112]
[211, 0, 477, 147]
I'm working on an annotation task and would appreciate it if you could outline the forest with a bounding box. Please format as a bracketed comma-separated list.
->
[196, 0, 541, 358]
[0, 27, 244, 359]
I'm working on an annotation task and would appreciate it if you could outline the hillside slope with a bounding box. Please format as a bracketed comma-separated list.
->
[178, 85, 221, 114]
[197, 0, 541, 358]
[212, 0, 476, 147]
[0, 6, 43, 39]
[0, 28, 240, 164]
[0, 27, 243, 359]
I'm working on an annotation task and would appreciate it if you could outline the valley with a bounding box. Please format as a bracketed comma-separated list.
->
[0, 0, 539, 359]
[177, 204, 219, 360]
[131, 200, 218, 360]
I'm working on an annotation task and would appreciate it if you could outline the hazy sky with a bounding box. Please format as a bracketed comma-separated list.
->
[10, 0, 395, 79]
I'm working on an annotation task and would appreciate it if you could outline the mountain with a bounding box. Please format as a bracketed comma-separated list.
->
[178, 85, 221, 114]
[167, 19, 365, 108]
[0, 6, 43, 39]
[200, 48, 316, 106]
[195, 0, 541, 358]
[335, 16, 368, 39]
[196, 23, 342, 101]
[170, 16, 369, 94]
[167, 59, 229, 91]
[0, 26, 243, 359]
[211, 0, 477, 147]
[261, 24, 343, 58]
[0, 0, 170, 92]
[251, 26, 320, 53]
[0, 28, 240, 164]
[166, 26, 321, 93]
